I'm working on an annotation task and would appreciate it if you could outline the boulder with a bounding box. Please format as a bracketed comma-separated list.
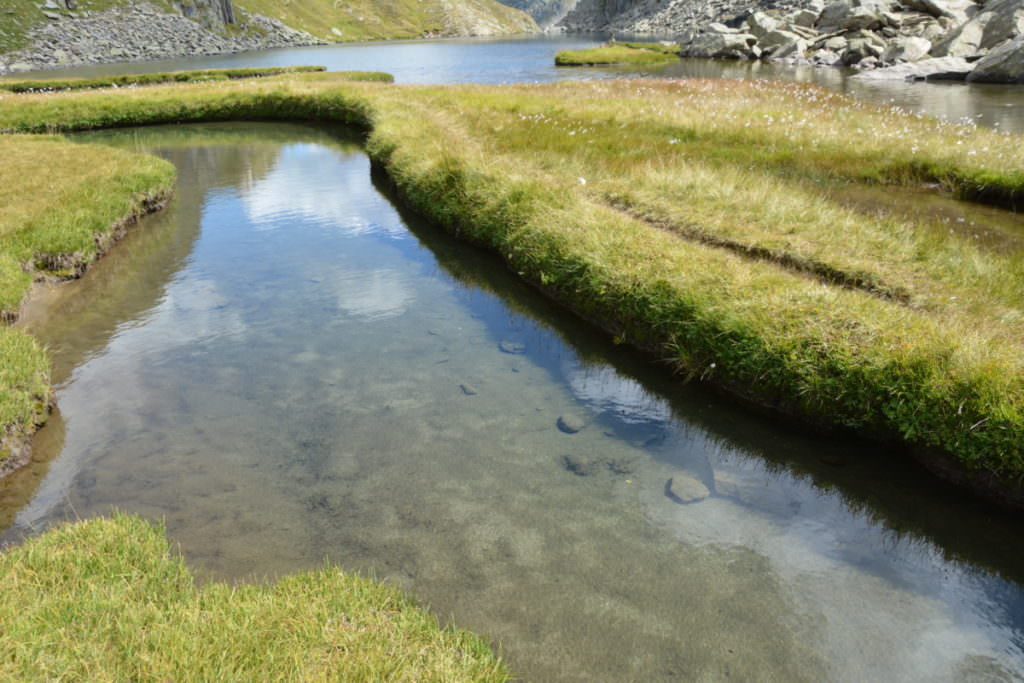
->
[772, 37, 809, 58]
[791, 8, 821, 27]
[881, 36, 932, 62]
[665, 475, 710, 504]
[906, 0, 976, 23]
[852, 54, 975, 78]
[760, 29, 804, 52]
[813, 48, 844, 64]
[745, 11, 779, 40]
[930, 15, 987, 57]
[685, 31, 758, 58]
[977, 0, 1024, 51]
[818, 0, 854, 29]
[843, 36, 885, 63]
[842, 6, 885, 30]
[967, 34, 1024, 82]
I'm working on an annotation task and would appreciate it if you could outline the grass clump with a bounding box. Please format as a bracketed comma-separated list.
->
[1, 72, 1024, 502]
[555, 42, 680, 67]
[0, 514, 509, 681]
[0, 66, 349, 93]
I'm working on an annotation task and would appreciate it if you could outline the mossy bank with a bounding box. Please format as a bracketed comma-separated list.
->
[1, 70, 1023, 512]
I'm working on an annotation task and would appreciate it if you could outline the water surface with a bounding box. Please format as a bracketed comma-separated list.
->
[3, 122, 1023, 681]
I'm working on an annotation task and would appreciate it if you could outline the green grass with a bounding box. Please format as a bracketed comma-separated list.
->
[1, 71, 1023, 501]
[0, 514, 509, 681]
[0, 66, 348, 93]
[555, 42, 680, 66]
[235, 0, 535, 42]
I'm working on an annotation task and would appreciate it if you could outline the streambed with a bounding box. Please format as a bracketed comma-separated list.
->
[2, 122, 1023, 681]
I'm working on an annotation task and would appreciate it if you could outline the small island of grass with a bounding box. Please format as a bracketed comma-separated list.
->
[555, 41, 681, 67]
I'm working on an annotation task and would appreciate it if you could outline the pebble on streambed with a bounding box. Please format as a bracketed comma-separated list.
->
[557, 414, 587, 433]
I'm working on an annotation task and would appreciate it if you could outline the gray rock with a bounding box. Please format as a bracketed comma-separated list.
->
[881, 36, 932, 62]
[760, 28, 804, 52]
[791, 9, 820, 27]
[852, 54, 974, 78]
[812, 47, 844, 64]
[664, 475, 710, 504]
[42, 10, 61, 19]
[459, 383, 478, 396]
[841, 6, 885, 30]
[843, 36, 885, 63]
[818, 0, 855, 29]
[745, 11, 779, 40]
[931, 14, 987, 56]
[498, 340, 526, 354]
[768, 34, 810, 58]
[685, 31, 758, 58]
[967, 34, 1024, 82]
[557, 414, 587, 434]
[906, 0, 975, 22]
[976, 0, 1024, 51]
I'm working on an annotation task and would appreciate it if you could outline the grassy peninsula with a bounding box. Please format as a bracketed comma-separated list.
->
[0, 66, 337, 93]
[0, 514, 509, 680]
[555, 42, 680, 66]
[1, 71, 1023, 508]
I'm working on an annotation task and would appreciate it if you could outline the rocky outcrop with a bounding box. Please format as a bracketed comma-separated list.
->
[559, 0, 1024, 84]
[498, 0, 580, 26]
[0, 1, 323, 74]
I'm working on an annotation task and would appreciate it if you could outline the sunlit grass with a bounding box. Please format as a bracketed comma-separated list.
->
[0, 514, 509, 681]
[0, 66, 349, 93]
[556, 42, 680, 66]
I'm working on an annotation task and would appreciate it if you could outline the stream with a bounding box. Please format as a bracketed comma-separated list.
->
[1, 121, 1022, 681]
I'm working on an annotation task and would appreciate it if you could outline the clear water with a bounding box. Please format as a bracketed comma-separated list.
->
[14, 34, 1024, 133]
[3, 121, 1023, 681]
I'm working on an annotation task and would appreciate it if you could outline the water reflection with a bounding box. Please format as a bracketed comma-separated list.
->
[2, 122, 1023, 681]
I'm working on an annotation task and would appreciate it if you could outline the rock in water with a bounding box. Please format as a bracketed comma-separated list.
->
[664, 475, 710, 504]
[459, 383, 478, 396]
[557, 414, 587, 433]
[498, 340, 526, 354]
[967, 35, 1024, 83]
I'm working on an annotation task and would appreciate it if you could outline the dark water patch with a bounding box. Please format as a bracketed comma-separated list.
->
[2, 122, 1022, 681]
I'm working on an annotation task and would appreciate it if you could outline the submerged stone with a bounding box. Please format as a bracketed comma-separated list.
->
[557, 414, 586, 433]
[499, 340, 526, 354]
[665, 475, 710, 504]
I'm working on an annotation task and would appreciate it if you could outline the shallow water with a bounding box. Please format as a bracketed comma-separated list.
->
[2, 121, 1024, 680]
[13, 34, 1024, 133]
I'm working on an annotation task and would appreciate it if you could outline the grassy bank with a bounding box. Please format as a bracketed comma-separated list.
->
[0, 66, 339, 93]
[1, 73, 1023, 506]
[0, 514, 508, 680]
[0, 134, 175, 469]
[555, 42, 680, 66]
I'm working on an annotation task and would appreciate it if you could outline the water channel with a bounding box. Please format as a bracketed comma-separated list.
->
[3, 35, 1024, 682]
[1, 120, 1022, 680]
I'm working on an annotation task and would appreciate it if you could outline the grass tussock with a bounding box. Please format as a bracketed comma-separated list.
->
[0, 514, 509, 681]
[0, 66, 351, 93]
[1, 72, 1023, 498]
[555, 42, 680, 66]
